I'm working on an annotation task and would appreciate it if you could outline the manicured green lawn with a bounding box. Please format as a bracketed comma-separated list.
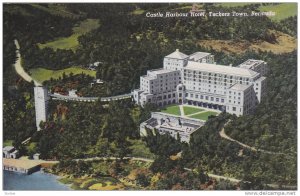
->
[258, 3, 297, 21]
[38, 18, 100, 51]
[29, 66, 96, 83]
[189, 111, 218, 121]
[183, 106, 204, 115]
[160, 105, 181, 116]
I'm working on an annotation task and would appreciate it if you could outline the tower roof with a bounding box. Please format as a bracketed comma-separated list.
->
[165, 49, 189, 59]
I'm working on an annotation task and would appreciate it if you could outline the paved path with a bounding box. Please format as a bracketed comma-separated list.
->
[77, 156, 296, 189]
[186, 110, 207, 117]
[74, 156, 154, 163]
[219, 120, 287, 155]
[13, 40, 41, 86]
[179, 105, 184, 117]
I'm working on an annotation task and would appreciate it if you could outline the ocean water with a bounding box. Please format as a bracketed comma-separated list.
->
[3, 170, 71, 190]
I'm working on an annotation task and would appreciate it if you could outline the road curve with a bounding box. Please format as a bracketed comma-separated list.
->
[219, 120, 287, 155]
[13, 40, 41, 86]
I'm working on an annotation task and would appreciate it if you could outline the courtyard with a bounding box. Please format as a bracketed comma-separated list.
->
[160, 104, 220, 121]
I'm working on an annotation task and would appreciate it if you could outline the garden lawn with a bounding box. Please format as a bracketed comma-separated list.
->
[189, 111, 218, 121]
[160, 105, 181, 116]
[29, 66, 96, 83]
[183, 106, 204, 115]
[38, 18, 100, 51]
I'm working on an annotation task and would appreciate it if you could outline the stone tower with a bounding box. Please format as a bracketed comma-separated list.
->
[34, 86, 49, 131]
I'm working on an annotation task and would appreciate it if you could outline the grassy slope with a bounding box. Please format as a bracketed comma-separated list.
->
[38, 18, 100, 51]
[198, 30, 296, 54]
[3, 140, 13, 147]
[131, 8, 145, 15]
[29, 66, 96, 83]
[258, 3, 297, 21]
[29, 4, 82, 19]
[219, 3, 297, 21]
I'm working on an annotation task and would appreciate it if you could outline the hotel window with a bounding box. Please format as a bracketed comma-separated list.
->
[221, 99, 224, 103]
[211, 97, 214, 101]
[195, 95, 199, 98]
[233, 107, 236, 111]
[191, 94, 194, 98]
[206, 96, 209, 100]
[186, 93, 189, 97]
[201, 95, 204, 99]
[216, 98, 219, 102]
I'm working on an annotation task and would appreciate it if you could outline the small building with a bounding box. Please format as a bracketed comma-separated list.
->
[3, 158, 41, 175]
[90, 79, 104, 87]
[140, 112, 205, 143]
[68, 89, 78, 97]
[33, 153, 40, 160]
[88, 61, 102, 71]
[3, 146, 19, 159]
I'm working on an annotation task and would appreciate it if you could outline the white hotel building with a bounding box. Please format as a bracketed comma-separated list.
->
[133, 49, 267, 116]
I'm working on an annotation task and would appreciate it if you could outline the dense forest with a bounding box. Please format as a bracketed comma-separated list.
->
[3, 3, 297, 190]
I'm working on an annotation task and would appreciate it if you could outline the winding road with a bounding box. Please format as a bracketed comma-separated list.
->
[219, 120, 290, 155]
[73, 156, 296, 189]
[13, 40, 41, 86]
[13, 39, 132, 102]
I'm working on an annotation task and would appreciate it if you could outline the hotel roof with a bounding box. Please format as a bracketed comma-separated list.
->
[185, 61, 260, 78]
[165, 49, 189, 59]
[3, 146, 14, 152]
[229, 83, 252, 91]
[189, 52, 211, 61]
[238, 59, 265, 69]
